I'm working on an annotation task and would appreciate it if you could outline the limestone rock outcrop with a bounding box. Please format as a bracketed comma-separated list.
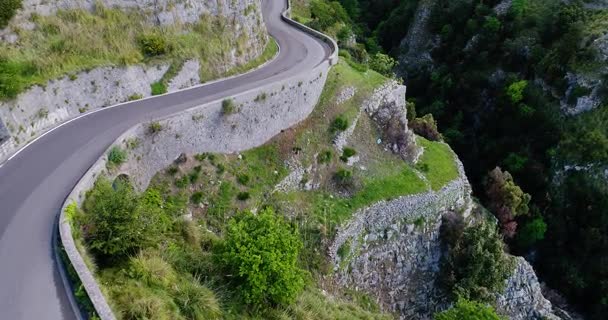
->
[364, 81, 422, 163]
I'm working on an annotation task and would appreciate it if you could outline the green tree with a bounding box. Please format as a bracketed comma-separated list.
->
[516, 216, 547, 247]
[217, 208, 304, 307]
[506, 80, 528, 104]
[485, 167, 531, 238]
[434, 298, 503, 320]
[441, 219, 514, 302]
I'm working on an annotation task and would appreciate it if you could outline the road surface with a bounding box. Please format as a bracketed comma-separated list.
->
[0, 1, 331, 318]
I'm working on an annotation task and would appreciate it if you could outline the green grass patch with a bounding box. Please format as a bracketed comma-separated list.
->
[0, 6, 273, 100]
[417, 137, 459, 190]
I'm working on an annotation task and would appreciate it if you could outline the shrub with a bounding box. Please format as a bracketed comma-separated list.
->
[148, 121, 163, 134]
[216, 208, 304, 306]
[81, 179, 171, 259]
[175, 176, 189, 189]
[108, 146, 127, 166]
[0, 0, 22, 29]
[166, 166, 179, 176]
[440, 218, 514, 303]
[484, 167, 531, 238]
[369, 52, 397, 77]
[411, 114, 443, 141]
[340, 147, 357, 162]
[191, 191, 204, 204]
[151, 82, 167, 96]
[330, 115, 349, 133]
[237, 173, 250, 185]
[317, 150, 333, 164]
[236, 191, 250, 201]
[221, 99, 235, 115]
[128, 93, 143, 101]
[138, 33, 170, 57]
[194, 153, 208, 161]
[334, 168, 354, 188]
[434, 299, 502, 320]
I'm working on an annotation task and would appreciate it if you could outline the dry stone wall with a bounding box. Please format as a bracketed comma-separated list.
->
[330, 155, 563, 319]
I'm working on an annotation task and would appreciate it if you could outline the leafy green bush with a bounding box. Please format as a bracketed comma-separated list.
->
[151, 82, 167, 96]
[221, 99, 235, 115]
[330, 115, 349, 133]
[107, 146, 127, 166]
[411, 114, 443, 141]
[237, 173, 250, 185]
[236, 191, 250, 201]
[334, 168, 354, 188]
[440, 218, 514, 303]
[340, 147, 357, 162]
[369, 52, 397, 77]
[317, 150, 333, 164]
[81, 179, 172, 259]
[138, 33, 170, 57]
[0, 0, 21, 29]
[216, 208, 304, 306]
[434, 299, 503, 320]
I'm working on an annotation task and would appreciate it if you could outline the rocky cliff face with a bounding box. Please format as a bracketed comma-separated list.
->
[329, 153, 563, 319]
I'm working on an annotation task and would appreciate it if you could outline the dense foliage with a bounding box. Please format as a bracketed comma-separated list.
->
[324, 0, 608, 316]
[440, 215, 514, 303]
[434, 298, 503, 320]
[484, 167, 531, 238]
[217, 208, 305, 307]
[81, 178, 172, 260]
[0, 0, 21, 28]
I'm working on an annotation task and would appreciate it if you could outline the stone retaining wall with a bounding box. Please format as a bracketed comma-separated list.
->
[0, 0, 268, 164]
[57, 1, 338, 319]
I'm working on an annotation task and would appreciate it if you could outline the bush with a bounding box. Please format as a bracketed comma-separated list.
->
[0, 0, 21, 29]
[484, 167, 531, 238]
[138, 33, 170, 57]
[81, 179, 172, 259]
[237, 174, 250, 185]
[317, 150, 333, 164]
[236, 191, 250, 201]
[330, 115, 349, 133]
[440, 218, 514, 303]
[411, 114, 443, 141]
[107, 146, 127, 166]
[434, 299, 502, 320]
[148, 121, 163, 134]
[216, 208, 304, 306]
[369, 52, 397, 77]
[334, 168, 354, 188]
[191, 191, 204, 204]
[221, 98, 236, 115]
[340, 147, 357, 162]
[151, 82, 167, 96]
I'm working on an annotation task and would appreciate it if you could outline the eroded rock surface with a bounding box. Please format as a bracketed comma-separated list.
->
[364, 81, 422, 163]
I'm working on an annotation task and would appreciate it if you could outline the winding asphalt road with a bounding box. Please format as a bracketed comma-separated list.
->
[0, 1, 331, 319]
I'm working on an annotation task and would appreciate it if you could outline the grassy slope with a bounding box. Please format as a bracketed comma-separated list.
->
[75, 60, 460, 319]
[0, 5, 270, 100]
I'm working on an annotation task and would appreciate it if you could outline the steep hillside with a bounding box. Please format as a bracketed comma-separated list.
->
[0, 0, 273, 163]
[300, 0, 607, 318]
